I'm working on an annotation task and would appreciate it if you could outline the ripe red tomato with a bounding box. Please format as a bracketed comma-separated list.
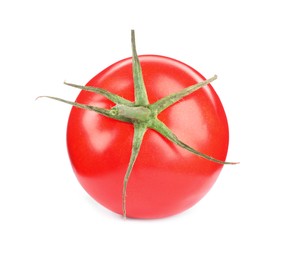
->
[66, 55, 229, 219]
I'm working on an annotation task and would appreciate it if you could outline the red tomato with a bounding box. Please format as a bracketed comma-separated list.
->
[66, 55, 229, 219]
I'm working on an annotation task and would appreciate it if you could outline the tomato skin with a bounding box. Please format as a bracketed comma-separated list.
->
[67, 55, 229, 219]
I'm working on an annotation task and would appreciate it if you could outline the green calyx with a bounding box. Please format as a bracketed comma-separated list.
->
[38, 30, 238, 218]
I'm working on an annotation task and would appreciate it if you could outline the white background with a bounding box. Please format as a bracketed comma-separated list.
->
[1, 0, 288, 259]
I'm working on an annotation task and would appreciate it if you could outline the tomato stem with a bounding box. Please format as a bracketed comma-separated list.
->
[131, 30, 149, 106]
[122, 123, 147, 218]
[64, 82, 134, 106]
[148, 119, 238, 165]
[113, 104, 152, 122]
[150, 75, 217, 113]
[37, 96, 133, 123]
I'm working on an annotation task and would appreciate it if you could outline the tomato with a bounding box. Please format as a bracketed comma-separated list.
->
[39, 30, 236, 219]
[66, 53, 230, 219]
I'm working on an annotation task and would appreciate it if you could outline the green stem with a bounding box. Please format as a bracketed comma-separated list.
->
[114, 104, 152, 122]
[150, 75, 217, 114]
[64, 82, 134, 106]
[149, 119, 238, 165]
[122, 123, 147, 218]
[131, 30, 149, 106]
[37, 96, 132, 123]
